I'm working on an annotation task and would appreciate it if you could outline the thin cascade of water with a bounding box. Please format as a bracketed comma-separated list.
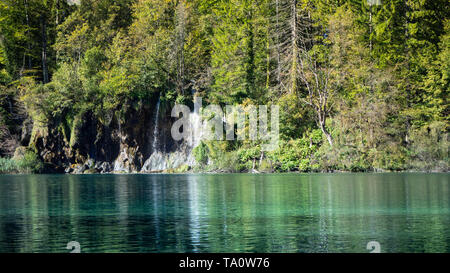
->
[189, 108, 201, 148]
[152, 96, 161, 152]
[189, 89, 203, 148]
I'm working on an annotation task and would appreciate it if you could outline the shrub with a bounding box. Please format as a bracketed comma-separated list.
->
[238, 146, 260, 163]
[217, 151, 242, 172]
[408, 121, 449, 171]
[258, 159, 273, 172]
[0, 149, 43, 174]
[268, 130, 322, 172]
[193, 141, 209, 166]
[16, 150, 44, 173]
[0, 157, 17, 174]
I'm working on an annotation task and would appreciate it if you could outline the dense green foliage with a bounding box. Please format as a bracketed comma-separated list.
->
[0, 150, 43, 174]
[0, 0, 448, 172]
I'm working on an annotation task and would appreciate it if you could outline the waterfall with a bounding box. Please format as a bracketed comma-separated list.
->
[113, 116, 130, 173]
[142, 96, 166, 172]
[152, 97, 161, 152]
[189, 88, 203, 148]
[189, 103, 201, 148]
[141, 93, 202, 173]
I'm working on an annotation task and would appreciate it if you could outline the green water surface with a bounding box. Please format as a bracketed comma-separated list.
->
[0, 173, 449, 253]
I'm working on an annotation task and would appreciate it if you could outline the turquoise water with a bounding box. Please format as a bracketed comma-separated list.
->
[0, 173, 449, 253]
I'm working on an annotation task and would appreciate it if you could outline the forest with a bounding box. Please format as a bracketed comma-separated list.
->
[0, 0, 448, 173]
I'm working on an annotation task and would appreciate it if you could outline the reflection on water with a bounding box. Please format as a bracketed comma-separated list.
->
[0, 173, 449, 253]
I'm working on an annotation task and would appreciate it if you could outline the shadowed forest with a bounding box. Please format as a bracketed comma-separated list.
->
[0, 0, 448, 173]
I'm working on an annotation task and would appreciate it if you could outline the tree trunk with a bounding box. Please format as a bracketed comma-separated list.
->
[245, 6, 255, 96]
[41, 15, 49, 83]
[318, 109, 333, 146]
[369, 6, 372, 52]
[290, 0, 298, 93]
[266, 27, 270, 89]
[24, 0, 32, 70]
[275, 0, 281, 85]
[319, 121, 333, 147]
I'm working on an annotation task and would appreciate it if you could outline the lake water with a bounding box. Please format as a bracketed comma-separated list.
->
[0, 173, 449, 253]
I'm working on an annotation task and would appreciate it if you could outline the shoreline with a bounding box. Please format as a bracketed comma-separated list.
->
[1, 169, 448, 175]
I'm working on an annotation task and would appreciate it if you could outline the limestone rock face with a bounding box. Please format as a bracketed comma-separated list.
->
[26, 97, 196, 173]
